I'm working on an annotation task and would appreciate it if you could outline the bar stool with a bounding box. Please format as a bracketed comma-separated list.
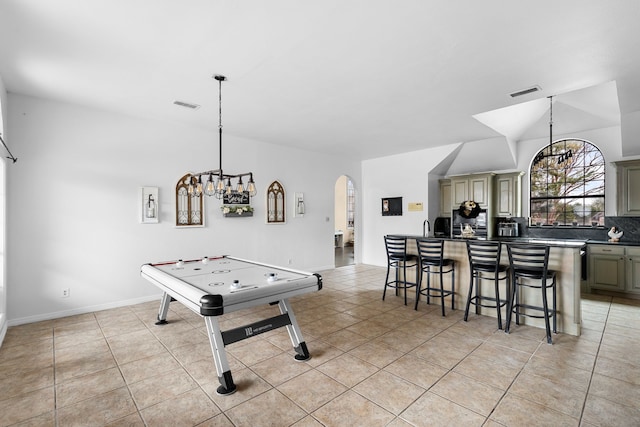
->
[464, 240, 510, 329]
[415, 238, 455, 316]
[505, 243, 557, 344]
[383, 235, 419, 305]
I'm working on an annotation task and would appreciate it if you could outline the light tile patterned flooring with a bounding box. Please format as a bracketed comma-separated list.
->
[1, 264, 640, 426]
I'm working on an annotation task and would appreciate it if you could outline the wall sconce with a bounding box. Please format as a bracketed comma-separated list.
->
[140, 187, 159, 223]
[294, 192, 305, 217]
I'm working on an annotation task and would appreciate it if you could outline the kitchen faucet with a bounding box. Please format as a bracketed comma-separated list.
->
[423, 219, 430, 237]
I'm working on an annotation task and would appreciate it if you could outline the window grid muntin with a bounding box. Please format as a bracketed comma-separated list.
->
[530, 139, 605, 226]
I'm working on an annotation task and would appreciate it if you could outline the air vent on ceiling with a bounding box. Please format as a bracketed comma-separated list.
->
[173, 100, 201, 110]
[509, 85, 541, 98]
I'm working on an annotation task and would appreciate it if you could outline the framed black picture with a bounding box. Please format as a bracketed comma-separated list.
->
[382, 197, 402, 216]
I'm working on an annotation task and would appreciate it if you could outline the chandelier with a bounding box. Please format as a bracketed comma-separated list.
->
[0, 133, 18, 163]
[533, 95, 573, 166]
[186, 75, 256, 199]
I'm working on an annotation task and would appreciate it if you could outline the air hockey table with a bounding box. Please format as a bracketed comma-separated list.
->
[140, 255, 322, 395]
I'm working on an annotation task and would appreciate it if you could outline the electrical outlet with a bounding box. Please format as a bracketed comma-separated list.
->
[62, 288, 70, 298]
[288, 259, 292, 265]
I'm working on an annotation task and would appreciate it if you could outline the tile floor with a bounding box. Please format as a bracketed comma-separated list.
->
[1, 264, 640, 426]
[334, 245, 355, 268]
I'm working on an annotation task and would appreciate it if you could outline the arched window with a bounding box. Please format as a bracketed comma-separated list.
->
[267, 180, 285, 223]
[175, 174, 204, 226]
[530, 139, 605, 226]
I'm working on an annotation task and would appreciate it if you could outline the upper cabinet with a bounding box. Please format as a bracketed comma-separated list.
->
[615, 160, 640, 216]
[450, 173, 494, 209]
[440, 172, 524, 226]
[493, 172, 523, 217]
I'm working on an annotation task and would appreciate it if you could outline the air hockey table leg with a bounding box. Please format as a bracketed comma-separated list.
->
[278, 299, 310, 361]
[155, 292, 171, 325]
[204, 316, 237, 395]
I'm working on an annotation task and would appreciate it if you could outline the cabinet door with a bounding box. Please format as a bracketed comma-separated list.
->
[494, 173, 522, 217]
[439, 180, 451, 217]
[617, 160, 640, 216]
[590, 254, 625, 291]
[470, 176, 489, 207]
[627, 256, 640, 293]
[451, 179, 469, 207]
[626, 247, 640, 293]
[495, 176, 514, 217]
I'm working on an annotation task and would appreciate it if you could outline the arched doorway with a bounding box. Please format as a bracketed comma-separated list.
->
[334, 175, 355, 267]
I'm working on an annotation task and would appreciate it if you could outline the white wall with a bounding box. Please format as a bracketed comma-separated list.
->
[361, 144, 459, 266]
[6, 94, 360, 324]
[362, 124, 635, 268]
[0, 75, 7, 343]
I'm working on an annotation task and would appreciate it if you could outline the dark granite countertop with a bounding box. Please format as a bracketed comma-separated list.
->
[388, 234, 588, 248]
[586, 239, 640, 246]
[389, 234, 640, 247]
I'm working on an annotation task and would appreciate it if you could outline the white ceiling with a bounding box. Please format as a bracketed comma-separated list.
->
[1, 0, 640, 160]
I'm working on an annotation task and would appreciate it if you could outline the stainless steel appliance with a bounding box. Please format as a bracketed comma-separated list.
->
[452, 209, 487, 237]
[433, 217, 451, 237]
[498, 222, 519, 237]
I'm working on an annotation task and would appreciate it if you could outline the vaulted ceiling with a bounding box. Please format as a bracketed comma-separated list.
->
[1, 1, 640, 160]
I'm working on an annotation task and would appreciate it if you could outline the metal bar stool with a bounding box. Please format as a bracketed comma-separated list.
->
[505, 243, 557, 344]
[383, 235, 419, 305]
[415, 238, 455, 316]
[464, 240, 510, 329]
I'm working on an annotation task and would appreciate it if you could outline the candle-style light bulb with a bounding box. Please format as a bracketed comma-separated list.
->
[205, 174, 216, 196]
[187, 177, 195, 196]
[247, 175, 257, 196]
[195, 175, 203, 195]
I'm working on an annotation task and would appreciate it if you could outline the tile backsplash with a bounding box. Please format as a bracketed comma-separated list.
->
[510, 216, 640, 243]
[605, 216, 640, 242]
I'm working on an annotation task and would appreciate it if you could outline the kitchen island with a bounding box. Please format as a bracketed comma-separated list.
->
[390, 236, 586, 337]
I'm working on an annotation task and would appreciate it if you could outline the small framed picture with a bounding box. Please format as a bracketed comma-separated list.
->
[382, 197, 402, 216]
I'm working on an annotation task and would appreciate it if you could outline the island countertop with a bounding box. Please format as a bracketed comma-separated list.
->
[389, 235, 587, 248]
[390, 234, 640, 247]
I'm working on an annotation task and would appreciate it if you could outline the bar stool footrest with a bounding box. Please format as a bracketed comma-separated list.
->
[469, 295, 509, 309]
[511, 303, 555, 318]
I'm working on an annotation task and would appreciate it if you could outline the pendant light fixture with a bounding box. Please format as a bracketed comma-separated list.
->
[0, 133, 18, 163]
[185, 75, 256, 199]
[533, 95, 573, 166]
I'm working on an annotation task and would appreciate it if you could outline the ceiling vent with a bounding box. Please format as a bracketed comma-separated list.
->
[509, 86, 541, 98]
[173, 100, 200, 110]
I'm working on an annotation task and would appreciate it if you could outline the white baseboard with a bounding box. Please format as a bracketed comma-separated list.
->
[5, 263, 341, 328]
[313, 264, 337, 272]
[6, 294, 163, 327]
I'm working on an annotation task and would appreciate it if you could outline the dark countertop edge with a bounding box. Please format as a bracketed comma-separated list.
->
[586, 239, 640, 246]
[388, 234, 640, 247]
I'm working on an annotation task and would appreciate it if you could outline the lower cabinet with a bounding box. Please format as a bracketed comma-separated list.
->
[589, 245, 640, 294]
[627, 247, 640, 293]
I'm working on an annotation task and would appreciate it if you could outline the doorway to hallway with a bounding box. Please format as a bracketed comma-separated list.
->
[334, 175, 355, 267]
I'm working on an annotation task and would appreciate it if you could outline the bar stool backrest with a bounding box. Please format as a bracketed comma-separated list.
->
[466, 240, 502, 270]
[384, 236, 408, 261]
[416, 238, 445, 266]
[507, 243, 550, 275]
